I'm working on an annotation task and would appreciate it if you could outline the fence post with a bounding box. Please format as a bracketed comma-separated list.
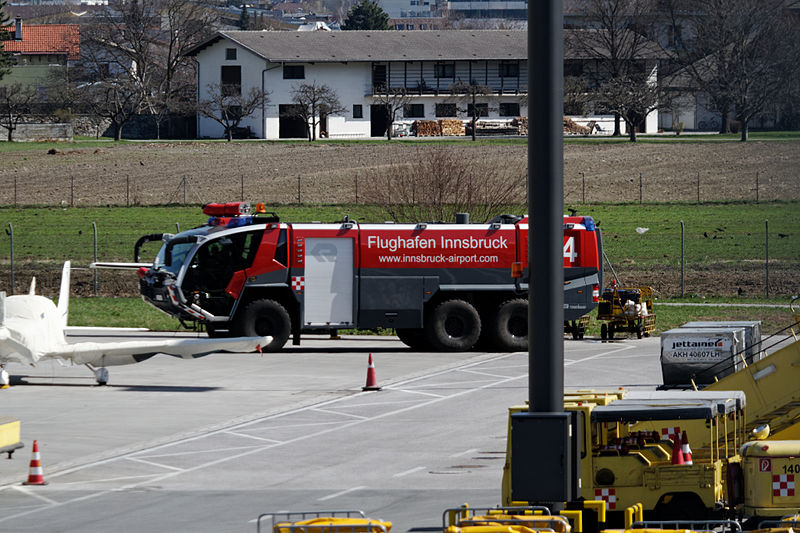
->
[92, 222, 99, 297]
[765, 219, 769, 299]
[296, 175, 301, 204]
[6, 223, 14, 295]
[14, 176, 17, 207]
[581, 171, 585, 204]
[126, 177, 130, 206]
[71, 176, 75, 207]
[355, 174, 358, 204]
[680, 220, 685, 298]
[183, 175, 187, 205]
[241, 175, 245, 202]
[696, 172, 700, 204]
[176, 222, 180, 233]
[639, 172, 642, 204]
[756, 172, 759, 204]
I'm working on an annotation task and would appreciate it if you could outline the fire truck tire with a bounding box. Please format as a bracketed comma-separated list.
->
[600, 323, 608, 340]
[491, 299, 528, 351]
[236, 299, 291, 352]
[396, 329, 430, 351]
[425, 299, 481, 351]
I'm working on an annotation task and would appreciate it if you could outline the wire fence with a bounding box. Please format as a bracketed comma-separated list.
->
[0, 167, 799, 207]
[0, 216, 795, 300]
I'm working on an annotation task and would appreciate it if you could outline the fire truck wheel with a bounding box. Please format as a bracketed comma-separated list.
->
[491, 299, 528, 351]
[425, 299, 481, 351]
[396, 329, 430, 351]
[237, 299, 291, 352]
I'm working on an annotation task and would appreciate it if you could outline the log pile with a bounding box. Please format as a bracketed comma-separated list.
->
[413, 120, 441, 136]
[563, 117, 591, 135]
[512, 117, 528, 135]
[439, 119, 465, 136]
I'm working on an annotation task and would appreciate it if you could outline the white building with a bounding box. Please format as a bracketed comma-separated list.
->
[185, 30, 528, 140]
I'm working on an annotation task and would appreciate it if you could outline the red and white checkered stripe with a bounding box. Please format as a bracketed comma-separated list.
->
[661, 426, 681, 441]
[773, 474, 795, 497]
[291, 276, 305, 292]
[595, 488, 616, 510]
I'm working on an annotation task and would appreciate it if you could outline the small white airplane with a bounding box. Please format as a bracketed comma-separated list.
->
[0, 262, 269, 387]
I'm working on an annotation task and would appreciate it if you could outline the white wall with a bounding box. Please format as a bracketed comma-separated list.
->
[195, 36, 529, 140]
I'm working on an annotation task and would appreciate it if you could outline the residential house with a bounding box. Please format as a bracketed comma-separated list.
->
[185, 30, 529, 139]
[186, 29, 666, 140]
[0, 18, 81, 90]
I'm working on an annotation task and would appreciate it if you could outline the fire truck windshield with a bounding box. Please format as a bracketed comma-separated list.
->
[153, 228, 207, 274]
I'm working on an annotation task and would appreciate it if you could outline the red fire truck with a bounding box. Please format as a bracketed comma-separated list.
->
[134, 202, 603, 352]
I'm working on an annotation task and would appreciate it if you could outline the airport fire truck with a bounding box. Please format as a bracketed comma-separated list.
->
[132, 202, 603, 352]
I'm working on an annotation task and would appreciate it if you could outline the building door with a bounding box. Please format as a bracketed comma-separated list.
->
[279, 104, 308, 138]
[370, 104, 389, 137]
[303, 238, 354, 327]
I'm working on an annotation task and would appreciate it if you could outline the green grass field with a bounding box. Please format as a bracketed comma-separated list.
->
[1, 202, 797, 266]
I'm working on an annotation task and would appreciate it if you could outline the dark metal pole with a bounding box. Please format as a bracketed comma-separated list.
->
[529, 0, 564, 414]
[680, 220, 685, 298]
[766, 219, 769, 298]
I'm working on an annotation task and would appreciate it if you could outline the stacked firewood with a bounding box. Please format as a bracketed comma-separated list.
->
[512, 117, 528, 135]
[439, 119, 465, 136]
[563, 117, 591, 134]
[413, 120, 441, 136]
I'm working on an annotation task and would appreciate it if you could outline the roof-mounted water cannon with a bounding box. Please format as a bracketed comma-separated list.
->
[203, 202, 251, 218]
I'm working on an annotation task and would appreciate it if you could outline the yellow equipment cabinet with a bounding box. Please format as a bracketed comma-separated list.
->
[0, 417, 23, 459]
[740, 440, 800, 519]
[597, 286, 656, 340]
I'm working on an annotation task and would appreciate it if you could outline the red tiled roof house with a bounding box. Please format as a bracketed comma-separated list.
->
[1, 18, 80, 88]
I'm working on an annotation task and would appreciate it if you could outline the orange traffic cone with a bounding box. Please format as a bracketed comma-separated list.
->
[681, 430, 693, 465]
[362, 353, 381, 391]
[22, 440, 48, 485]
[671, 431, 685, 465]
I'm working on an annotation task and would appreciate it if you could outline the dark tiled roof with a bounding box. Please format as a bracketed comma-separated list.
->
[187, 30, 527, 61]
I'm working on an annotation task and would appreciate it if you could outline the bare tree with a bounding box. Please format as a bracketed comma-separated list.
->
[359, 148, 526, 224]
[371, 88, 413, 140]
[83, 0, 217, 139]
[197, 84, 269, 141]
[594, 74, 667, 142]
[0, 83, 37, 141]
[564, 76, 592, 116]
[75, 78, 144, 141]
[566, 0, 657, 136]
[450, 81, 492, 141]
[287, 82, 347, 141]
[663, 0, 800, 139]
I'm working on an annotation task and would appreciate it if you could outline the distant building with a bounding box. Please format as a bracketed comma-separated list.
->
[0, 18, 81, 89]
[185, 30, 529, 140]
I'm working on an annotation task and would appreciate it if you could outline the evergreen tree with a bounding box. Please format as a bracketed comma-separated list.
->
[239, 4, 250, 29]
[0, 0, 14, 81]
[341, 0, 390, 31]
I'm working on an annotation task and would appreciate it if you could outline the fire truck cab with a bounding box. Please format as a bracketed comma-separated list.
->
[137, 202, 603, 352]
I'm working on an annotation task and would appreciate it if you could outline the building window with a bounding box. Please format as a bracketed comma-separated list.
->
[467, 103, 488, 117]
[420, 24, 427, 29]
[499, 61, 519, 78]
[283, 65, 305, 79]
[407, 24, 414, 29]
[396, 24, 405, 29]
[353, 104, 363, 118]
[499, 102, 520, 116]
[221, 65, 241, 96]
[404, 103, 424, 118]
[435, 103, 457, 117]
[435, 62, 455, 78]
[225, 48, 237, 60]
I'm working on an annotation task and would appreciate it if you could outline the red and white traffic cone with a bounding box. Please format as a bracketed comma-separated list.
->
[22, 440, 48, 486]
[671, 431, 685, 465]
[362, 353, 381, 391]
[681, 430, 693, 465]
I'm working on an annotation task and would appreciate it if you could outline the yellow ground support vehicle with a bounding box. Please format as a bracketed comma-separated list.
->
[0, 417, 23, 459]
[256, 511, 392, 533]
[502, 390, 800, 528]
[596, 286, 656, 340]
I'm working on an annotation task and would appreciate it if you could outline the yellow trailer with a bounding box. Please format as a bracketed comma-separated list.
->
[0, 417, 23, 459]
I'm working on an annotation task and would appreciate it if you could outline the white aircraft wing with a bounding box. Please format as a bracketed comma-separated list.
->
[39, 336, 270, 366]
